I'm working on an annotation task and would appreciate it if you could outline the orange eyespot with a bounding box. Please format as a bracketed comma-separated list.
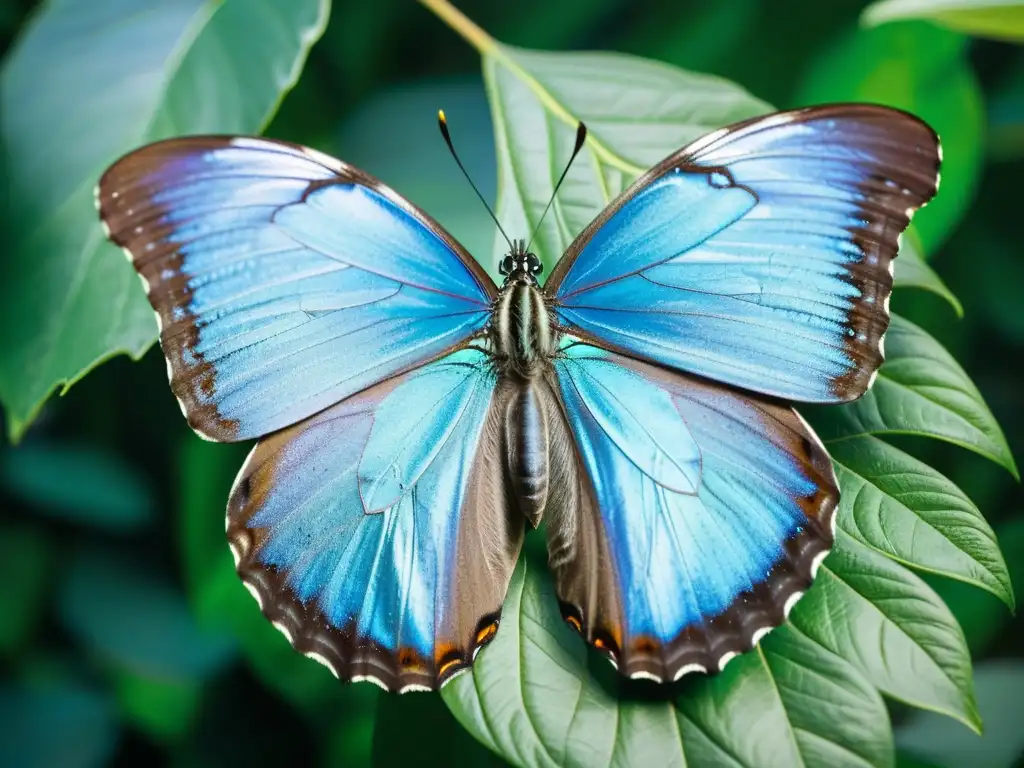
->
[591, 628, 622, 659]
[632, 636, 659, 654]
[399, 649, 417, 667]
[565, 615, 582, 633]
[475, 621, 498, 646]
[438, 658, 463, 678]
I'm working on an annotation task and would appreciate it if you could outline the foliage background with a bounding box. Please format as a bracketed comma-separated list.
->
[1, 0, 1023, 766]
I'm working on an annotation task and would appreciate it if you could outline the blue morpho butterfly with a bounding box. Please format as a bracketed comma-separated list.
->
[97, 104, 940, 692]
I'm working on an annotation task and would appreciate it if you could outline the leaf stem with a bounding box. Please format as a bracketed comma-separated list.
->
[417, 0, 497, 57]
[417, 0, 644, 177]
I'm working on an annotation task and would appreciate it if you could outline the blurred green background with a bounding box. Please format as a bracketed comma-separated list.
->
[1, 0, 1023, 766]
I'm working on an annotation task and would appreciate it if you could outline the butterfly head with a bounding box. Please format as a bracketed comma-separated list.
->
[499, 240, 543, 285]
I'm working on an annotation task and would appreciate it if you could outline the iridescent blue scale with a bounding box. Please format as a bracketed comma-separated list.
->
[98, 105, 940, 689]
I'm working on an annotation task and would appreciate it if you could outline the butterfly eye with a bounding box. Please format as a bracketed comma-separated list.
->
[499, 256, 515, 275]
[527, 254, 543, 274]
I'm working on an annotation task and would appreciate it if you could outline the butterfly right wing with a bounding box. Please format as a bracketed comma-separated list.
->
[543, 340, 838, 681]
[546, 105, 940, 404]
[227, 348, 522, 691]
[98, 137, 496, 442]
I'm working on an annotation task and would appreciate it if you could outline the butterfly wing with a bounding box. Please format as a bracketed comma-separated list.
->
[228, 347, 521, 691]
[544, 340, 838, 680]
[546, 104, 940, 403]
[98, 137, 497, 441]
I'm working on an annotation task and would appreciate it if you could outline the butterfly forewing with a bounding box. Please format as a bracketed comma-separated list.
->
[546, 104, 941, 404]
[97, 136, 497, 442]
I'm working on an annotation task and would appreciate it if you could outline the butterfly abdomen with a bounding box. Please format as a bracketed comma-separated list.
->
[505, 382, 551, 528]
[493, 281, 555, 380]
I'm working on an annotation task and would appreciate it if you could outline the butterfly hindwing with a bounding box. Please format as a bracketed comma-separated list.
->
[547, 104, 941, 404]
[545, 341, 838, 681]
[98, 137, 497, 442]
[227, 348, 522, 691]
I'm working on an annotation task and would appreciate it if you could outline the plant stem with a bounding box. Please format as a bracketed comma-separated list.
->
[417, 0, 644, 178]
[417, 0, 496, 56]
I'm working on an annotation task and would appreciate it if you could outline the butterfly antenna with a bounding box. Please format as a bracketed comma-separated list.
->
[438, 110, 514, 251]
[526, 122, 588, 253]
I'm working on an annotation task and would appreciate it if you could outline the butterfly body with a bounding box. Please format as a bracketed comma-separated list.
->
[504, 378, 555, 527]
[97, 104, 941, 690]
[491, 241, 555, 381]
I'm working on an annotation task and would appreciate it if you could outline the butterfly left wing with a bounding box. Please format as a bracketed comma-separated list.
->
[546, 104, 940, 404]
[98, 137, 496, 442]
[544, 340, 838, 681]
[227, 348, 522, 692]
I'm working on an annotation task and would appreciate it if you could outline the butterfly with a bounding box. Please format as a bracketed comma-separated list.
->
[97, 103, 940, 692]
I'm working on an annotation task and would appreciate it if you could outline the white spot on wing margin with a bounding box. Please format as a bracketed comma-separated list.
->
[272, 620, 294, 645]
[717, 651, 739, 672]
[810, 549, 831, 578]
[783, 590, 805, 618]
[398, 683, 433, 694]
[439, 666, 470, 688]
[673, 662, 707, 681]
[629, 671, 663, 683]
[750, 626, 773, 646]
[243, 581, 264, 610]
[305, 652, 339, 678]
[352, 674, 389, 692]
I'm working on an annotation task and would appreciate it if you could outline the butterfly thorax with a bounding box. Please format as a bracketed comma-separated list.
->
[492, 242, 555, 381]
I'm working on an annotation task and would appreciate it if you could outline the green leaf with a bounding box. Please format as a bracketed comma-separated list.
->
[895, 660, 1024, 768]
[830, 436, 1013, 607]
[863, 0, 1024, 42]
[0, 681, 118, 768]
[444, 544, 895, 768]
[929, 517, 1024, 656]
[893, 228, 963, 316]
[681, 625, 895, 768]
[0, 442, 154, 532]
[58, 548, 236, 681]
[0, 0, 330, 440]
[0, 525, 51, 654]
[810, 314, 1017, 477]
[481, 42, 769, 274]
[795, 21, 982, 251]
[790, 536, 980, 731]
